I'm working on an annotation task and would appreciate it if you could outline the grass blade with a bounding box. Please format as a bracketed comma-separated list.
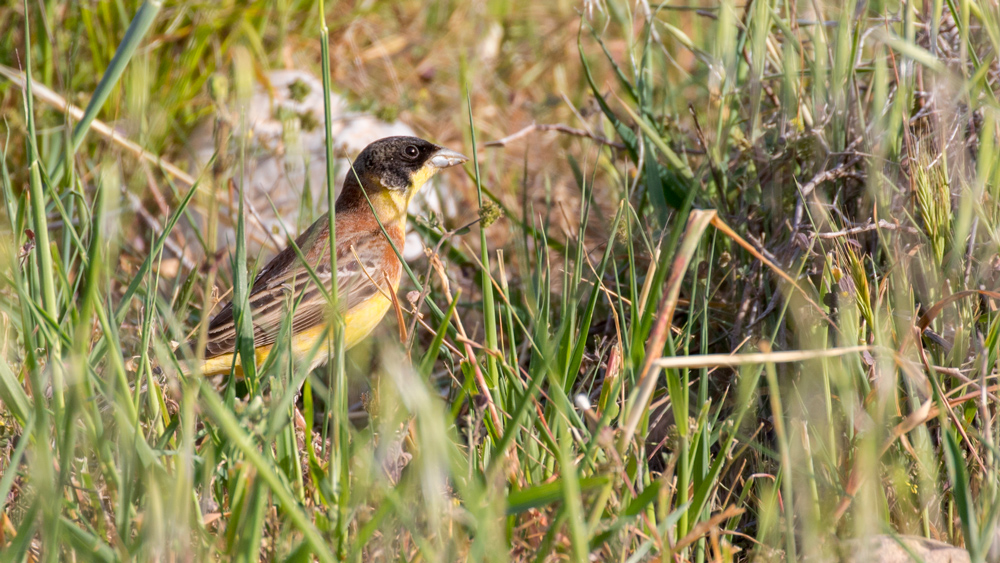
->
[49, 0, 164, 184]
[199, 380, 335, 563]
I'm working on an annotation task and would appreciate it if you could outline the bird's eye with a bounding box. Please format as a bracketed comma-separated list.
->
[403, 145, 419, 160]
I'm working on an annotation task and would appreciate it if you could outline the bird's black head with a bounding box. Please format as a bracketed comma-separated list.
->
[348, 136, 467, 192]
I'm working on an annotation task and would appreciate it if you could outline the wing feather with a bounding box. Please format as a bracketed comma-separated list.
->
[200, 226, 395, 358]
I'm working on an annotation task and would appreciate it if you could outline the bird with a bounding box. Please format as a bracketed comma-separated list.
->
[185, 136, 468, 377]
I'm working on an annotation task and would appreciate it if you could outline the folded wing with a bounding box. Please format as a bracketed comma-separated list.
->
[200, 225, 391, 358]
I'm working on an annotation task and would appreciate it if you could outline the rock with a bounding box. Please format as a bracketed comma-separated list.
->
[187, 69, 456, 263]
[837, 535, 970, 563]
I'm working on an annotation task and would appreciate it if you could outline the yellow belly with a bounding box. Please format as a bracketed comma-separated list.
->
[194, 291, 394, 377]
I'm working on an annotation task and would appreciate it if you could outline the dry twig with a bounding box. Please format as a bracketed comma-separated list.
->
[484, 122, 625, 149]
[816, 219, 921, 239]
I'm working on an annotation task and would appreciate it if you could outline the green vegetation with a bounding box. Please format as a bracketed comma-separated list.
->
[1, 0, 999, 561]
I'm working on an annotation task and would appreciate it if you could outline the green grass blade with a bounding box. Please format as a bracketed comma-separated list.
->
[231, 114, 257, 390]
[467, 93, 501, 398]
[557, 424, 588, 563]
[21, 0, 63, 413]
[506, 476, 611, 515]
[87, 176, 200, 364]
[50, 0, 163, 185]
[944, 430, 980, 561]
[199, 380, 336, 563]
[565, 203, 624, 391]
[419, 288, 460, 376]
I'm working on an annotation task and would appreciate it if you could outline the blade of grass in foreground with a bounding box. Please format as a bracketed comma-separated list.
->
[944, 430, 983, 561]
[620, 209, 716, 451]
[0, 146, 30, 425]
[17, 11, 64, 555]
[232, 113, 258, 392]
[21, 0, 63, 415]
[467, 93, 501, 402]
[419, 289, 461, 376]
[764, 352, 798, 563]
[86, 176, 200, 370]
[0, 412, 33, 508]
[506, 475, 611, 515]
[565, 202, 625, 391]
[318, 0, 349, 556]
[49, 0, 163, 185]
[199, 380, 335, 563]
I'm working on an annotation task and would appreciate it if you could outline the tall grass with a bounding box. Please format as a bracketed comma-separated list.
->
[1, 0, 999, 561]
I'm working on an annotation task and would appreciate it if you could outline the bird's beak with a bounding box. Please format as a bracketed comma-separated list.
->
[428, 147, 469, 169]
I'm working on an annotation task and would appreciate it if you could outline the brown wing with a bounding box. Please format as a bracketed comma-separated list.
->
[199, 223, 394, 359]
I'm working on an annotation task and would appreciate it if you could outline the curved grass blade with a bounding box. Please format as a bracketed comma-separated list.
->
[50, 0, 164, 185]
[199, 380, 336, 563]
